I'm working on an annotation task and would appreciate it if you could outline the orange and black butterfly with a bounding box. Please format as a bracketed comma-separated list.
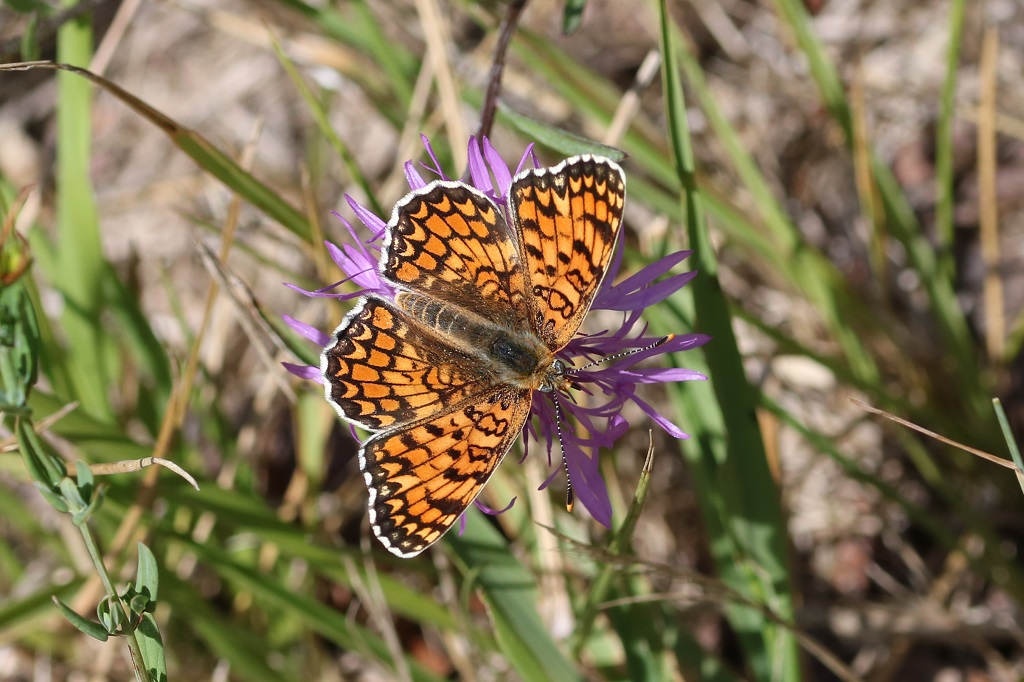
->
[322, 156, 625, 557]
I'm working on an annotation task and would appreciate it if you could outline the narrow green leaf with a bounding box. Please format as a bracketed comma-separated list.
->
[55, 18, 113, 421]
[993, 398, 1024, 498]
[17, 416, 65, 485]
[71, 482, 105, 526]
[34, 483, 69, 513]
[447, 518, 581, 682]
[658, 1, 798, 679]
[497, 103, 625, 160]
[0, 61, 311, 241]
[52, 596, 109, 641]
[75, 458, 94, 493]
[174, 535, 446, 682]
[934, 0, 967, 275]
[95, 594, 122, 633]
[135, 542, 159, 603]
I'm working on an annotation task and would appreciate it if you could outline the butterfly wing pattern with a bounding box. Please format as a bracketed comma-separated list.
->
[322, 154, 626, 557]
[510, 156, 626, 350]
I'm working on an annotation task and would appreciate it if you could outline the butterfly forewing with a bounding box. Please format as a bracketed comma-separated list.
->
[509, 156, 625, 351]
[382, 181, 532, 330]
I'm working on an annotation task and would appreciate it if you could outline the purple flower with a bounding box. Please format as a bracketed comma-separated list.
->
[285, 136, 708, 530]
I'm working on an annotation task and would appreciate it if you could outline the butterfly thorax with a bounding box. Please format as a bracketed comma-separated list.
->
[397, 290, 555, 390]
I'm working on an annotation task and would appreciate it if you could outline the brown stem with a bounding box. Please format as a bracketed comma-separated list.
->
[476, 0, 529, 148]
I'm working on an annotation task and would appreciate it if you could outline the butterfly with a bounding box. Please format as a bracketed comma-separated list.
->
[321, 155, 625, 557]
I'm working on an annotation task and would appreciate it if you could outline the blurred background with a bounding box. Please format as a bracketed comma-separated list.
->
[1, 0, 1023, 680]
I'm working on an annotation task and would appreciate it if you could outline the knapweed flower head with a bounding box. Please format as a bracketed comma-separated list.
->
[285, 135, 708, 534]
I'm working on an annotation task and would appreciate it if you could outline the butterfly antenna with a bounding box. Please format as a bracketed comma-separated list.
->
[552, 394, 574, 512]
[570, 334, 676, 373]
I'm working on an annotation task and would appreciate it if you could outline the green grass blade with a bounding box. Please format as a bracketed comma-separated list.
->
[934, 0, 967, 276]
[271, 39, 383, 217]
[172, 535, 447, 682]
[658, 1, 798, 678]
[674, 36, 879, 385]
[0, 61, 311, 241]
[54, 14, 112, 421]
[448, 518, 581, 682]
[497, 103, 626, 160]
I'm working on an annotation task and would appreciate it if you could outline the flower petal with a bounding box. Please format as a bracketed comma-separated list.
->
[474, 495, 517, 515]
[284, 315, 331, 346]
[629, 392, 688, 439]
[562, 437, 613, 528]
[404, 160, 427, 190]
[482, 137, 513, 199]
[283, 362, 323, 382]
[466, 136, 493, 195]
[420, 133, 448, 180]
[345, 195, 387, 239]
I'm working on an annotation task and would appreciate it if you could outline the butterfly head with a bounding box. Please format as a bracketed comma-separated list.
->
[539, 358, 580, 395]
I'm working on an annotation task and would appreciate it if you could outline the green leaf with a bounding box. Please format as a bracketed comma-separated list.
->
[0, 277, 40, 409]
[58, 476, 85, 511]
[136, 612, 167, 682]
[17, 415, 67, 490]
[498, 103, 625, 161]
[52, 596, 109, 641]
[34, 483, 69, 513]
[135, 542, 159, 604]
[75, 459, 94, 497]
[127, 592, 152, 618]
[96, 594, 123, 634]
[71, 482, 104, 526]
